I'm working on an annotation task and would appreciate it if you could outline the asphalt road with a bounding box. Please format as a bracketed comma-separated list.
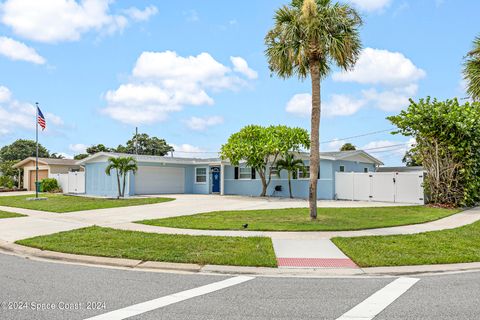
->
[1, 253, 479, 320]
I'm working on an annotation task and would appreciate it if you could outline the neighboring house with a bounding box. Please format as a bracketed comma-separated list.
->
[376, 166, 425, 173]
[13, 158, 83, 191]
[78, 150, 383, 199]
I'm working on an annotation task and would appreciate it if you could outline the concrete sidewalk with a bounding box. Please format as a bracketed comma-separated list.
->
[272, 239, 358, 269]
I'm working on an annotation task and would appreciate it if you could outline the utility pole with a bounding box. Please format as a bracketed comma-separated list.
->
[35, 102, 39, 199]
[135, 127, 139, 155]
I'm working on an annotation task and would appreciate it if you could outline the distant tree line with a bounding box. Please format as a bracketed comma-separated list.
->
[73, 133, 174, 160]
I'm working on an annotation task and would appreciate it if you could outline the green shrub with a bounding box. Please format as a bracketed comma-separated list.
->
[41, 178, 61, 193]
[0, 176, 14, 189]
[388, 97, 480, 206]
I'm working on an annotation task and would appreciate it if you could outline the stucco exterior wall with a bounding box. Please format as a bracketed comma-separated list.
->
[83, 157, 376, 199]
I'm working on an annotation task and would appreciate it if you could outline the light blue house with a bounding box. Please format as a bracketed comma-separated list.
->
[78, 151, 383, 199]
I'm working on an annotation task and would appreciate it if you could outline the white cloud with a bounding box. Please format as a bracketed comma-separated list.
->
[124, 5, 158, 22]
[0, 0, 153, 43]
[0, 36, 45, 64]
[0, 86, 12, 102]
[285, 93, 311, 117]
[333, 48, 426, 86]
[360, 138, 416, 164]
[285, 93, 366, 117]
[348, 0, 392, 12]
[69, 143, 88, 154]
[103, 51, 254, 125]
[230, 56, 258, 80]
[362, 84, 418, 111]
[184, 116, 224, 131]
[0, 85, 63, 136]
[326, 138, 347, 151]
[323, 94, 367, 117]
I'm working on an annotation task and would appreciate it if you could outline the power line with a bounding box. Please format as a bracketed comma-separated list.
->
[170, 128, 399, 154]
[363, 142, 413, 152]
[320, 128, 396, 144]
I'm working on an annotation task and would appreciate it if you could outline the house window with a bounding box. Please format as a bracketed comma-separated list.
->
[298, 166, 310, 179]
[339, 165, 345, 172]
[364, 167, 369, 173]
[239, 167, 252, 179]
[195, 167, 207, 184]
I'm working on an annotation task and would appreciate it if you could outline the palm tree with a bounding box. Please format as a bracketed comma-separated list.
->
[105, 156, 138, 198]
[275, 153, 306, 198]
[265, 0, 362, 219]
[464, 35, 480, 101]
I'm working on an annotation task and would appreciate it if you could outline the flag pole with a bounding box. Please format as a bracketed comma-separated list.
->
[35, 102, 39, 199]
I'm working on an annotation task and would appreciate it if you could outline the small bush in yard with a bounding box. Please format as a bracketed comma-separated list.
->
[0, 176, 14, 189]
[41, 178, 61, 193]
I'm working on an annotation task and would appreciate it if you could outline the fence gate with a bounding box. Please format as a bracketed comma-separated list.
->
[335, 172, 424, 205]
[49, 172, 85, 194]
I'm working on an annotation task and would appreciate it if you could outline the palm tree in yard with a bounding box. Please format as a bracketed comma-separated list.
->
[275, 153, 307, 198]
[464, 35, 480, 101]
[265, 0, 362, 219]
[105, 156, 138, 198]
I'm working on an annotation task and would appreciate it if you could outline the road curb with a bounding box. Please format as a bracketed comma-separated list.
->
[1, 241, 480, 277]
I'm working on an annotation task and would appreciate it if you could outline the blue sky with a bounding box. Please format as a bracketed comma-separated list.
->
[0, 0, 477, 165]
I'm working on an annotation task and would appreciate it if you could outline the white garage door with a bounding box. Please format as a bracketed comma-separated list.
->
[135, 166, 185, 195]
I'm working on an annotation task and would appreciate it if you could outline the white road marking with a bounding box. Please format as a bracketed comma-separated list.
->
[336, 277, 419, 320]
[84, 276, 254, 320]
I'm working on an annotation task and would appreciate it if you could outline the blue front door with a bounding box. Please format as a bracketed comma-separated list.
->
[212, 167, 220, 193]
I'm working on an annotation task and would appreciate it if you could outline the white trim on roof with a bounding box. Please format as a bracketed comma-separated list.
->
[78, 152, 221, 166]
[78, 150, 383, 166]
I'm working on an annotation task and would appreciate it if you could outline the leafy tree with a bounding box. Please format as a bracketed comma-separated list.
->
[402, 148, 422, 167]
[105, 156, 138, 198]
[0, 160, 21, 187]
[74, 154, 89, 160]
[86, 144, 112, 155]
[265, 0, 362, 219]
[116, 133, 174, 156]
[340, 143, 356, 151]
[275, 153, 306, 198]
[388, 97, 480, 206]
[221, 125, 310, 197]
[0, 139, 50, 161]
[463, 35, 480, 101]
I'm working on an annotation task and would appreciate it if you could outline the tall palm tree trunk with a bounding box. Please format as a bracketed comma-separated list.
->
[309, 61, 321, 220]
[288, 172, 293, 198]
[122, 172, 127, 198]
[116, 169, 121, 199]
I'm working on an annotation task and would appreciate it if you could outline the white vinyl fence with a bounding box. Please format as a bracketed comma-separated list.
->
[49, 172, 85, 194]
[335, 172, 424, 205]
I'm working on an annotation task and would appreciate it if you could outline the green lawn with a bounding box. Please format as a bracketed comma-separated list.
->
[332, 220, 480, 267]
[0, 194, 174, 213]
[0, 210, 25, 219]
[138, 206, 460, 231]
[16, 226, 277, 267]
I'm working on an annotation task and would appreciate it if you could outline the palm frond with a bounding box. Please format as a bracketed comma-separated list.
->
[464, 35, 480, 101]
[265, 0, 362, 80]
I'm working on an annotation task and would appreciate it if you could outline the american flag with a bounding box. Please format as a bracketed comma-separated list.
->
[37, 106, 46, 130]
